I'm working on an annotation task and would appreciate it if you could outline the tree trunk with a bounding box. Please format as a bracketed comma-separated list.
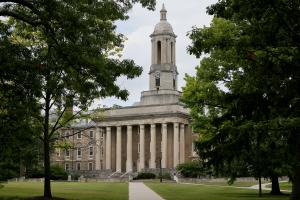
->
[270, 176, 281, 195]
[44, 138, 52, 199]
[291, 134, 300, 200]
[43, 91, 52, 199]
[259, 176, 262, 197]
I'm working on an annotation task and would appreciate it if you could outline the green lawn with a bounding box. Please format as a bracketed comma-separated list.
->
[190, 181, 269, 187]
[146, 183, 290, 200]
[266, 182, 292, 191]
[0, 182, 128, 200]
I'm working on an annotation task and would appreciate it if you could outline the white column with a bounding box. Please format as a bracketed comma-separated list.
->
[105, 127, 111, 170]
[95, 127, 101, 170]
[116, 126, 122, 172]
[126, 125, 133, 172]
[150, 124, 156, 168]
[139, 124, 145, 171]
[161, 123, 168, 168]
[173, 123, 179, 168]
[180, 124, 185, 164]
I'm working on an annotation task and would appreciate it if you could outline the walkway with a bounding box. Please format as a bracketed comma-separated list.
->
[129, 182, 165, 200]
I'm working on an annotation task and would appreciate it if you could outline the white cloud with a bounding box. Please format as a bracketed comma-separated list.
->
[92, 0, 217, 108]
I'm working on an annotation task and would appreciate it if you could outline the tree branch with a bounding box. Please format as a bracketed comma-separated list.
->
[0, 9, 41, 26]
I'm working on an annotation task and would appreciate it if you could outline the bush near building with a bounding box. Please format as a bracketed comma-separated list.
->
[176, 161, 210, 178]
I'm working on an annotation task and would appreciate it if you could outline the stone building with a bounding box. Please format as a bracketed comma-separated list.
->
[52, 5, 196, 177]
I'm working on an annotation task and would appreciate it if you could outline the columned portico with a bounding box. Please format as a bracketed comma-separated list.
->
[150, 124, 156, 168]
[161, 123, 168, 168]
[173, 122, 179, 168]
[116, 126, 122, 172]
[105, 127, 111, 170]
[126, 125, 133, 172]
[139, 124, 145, 171]
[180, 124, 185, 163]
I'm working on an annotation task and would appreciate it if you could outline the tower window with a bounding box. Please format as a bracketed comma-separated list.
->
[171, 42, 174, 64]
[155, 71, 160, 87]
[173, 71, 176, 90]
[157, 41, 161, 64]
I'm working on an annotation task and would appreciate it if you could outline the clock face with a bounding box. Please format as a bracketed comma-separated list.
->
[155, 71, 160, 78]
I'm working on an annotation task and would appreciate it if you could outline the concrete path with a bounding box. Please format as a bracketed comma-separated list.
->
[129, 182, 165, 200]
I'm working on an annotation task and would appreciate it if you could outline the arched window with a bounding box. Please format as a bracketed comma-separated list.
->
[157, 41, 161, 64]
[171, 42, 174, 64]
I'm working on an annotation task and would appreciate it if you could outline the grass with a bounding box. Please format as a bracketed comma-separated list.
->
[192, 181, 268, 187]
[0, 182, 128, 200]
[146, 182, 290, 200]
[266, 182, 292, 191]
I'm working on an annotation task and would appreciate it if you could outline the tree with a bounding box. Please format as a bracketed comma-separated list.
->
[182, 8, 299, 197]
[0, 22, 42, 180]
[0, 0, 156, 198]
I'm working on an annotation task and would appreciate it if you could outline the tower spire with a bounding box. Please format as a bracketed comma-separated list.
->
[160, 4, 167, 21]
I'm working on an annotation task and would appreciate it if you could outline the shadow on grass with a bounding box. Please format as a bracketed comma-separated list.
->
[225, 192, 290, 199]
[0, 197, 68, 200]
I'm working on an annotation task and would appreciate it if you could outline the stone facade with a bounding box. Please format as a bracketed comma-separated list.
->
[51, 5, 196, 177]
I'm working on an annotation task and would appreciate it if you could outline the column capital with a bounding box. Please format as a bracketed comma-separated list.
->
[174, 122, 179, 128]
[139, 124, 145, 129]
[151, 124, 156, 128]
[162, 123, 168, 128]
[180, 124, 185, 129]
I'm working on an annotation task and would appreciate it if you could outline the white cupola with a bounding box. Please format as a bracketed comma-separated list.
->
[149, 4, 178, 91]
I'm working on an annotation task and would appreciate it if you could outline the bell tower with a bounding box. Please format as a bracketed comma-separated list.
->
[149, 4, 178, 91]
[138, 4, 181, 106]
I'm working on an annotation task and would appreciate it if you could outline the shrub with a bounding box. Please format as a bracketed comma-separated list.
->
[134, 172, 156, 180]
[176, 160, 210, 178]
[50, 165, 68, 180]
[158, 172, 172, 180]
[27, 165, 67, 180]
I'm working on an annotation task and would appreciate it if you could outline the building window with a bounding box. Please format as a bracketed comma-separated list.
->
[157, 41, 161, 64]
[155, 71, 160, 87]
[65, 163, 69, 171]
[88, 162, 93, 171]
[171, 42, 174, 64]
[65, 149, 70, 158]
[56, 149, 60, 157]
[89, 131, 94, 139]
[77, 131, 82, 139]
[173, 71, 176, 90]
[77, 147, 82, 159]
[77, 163, 81, 170]
[65, 131, 69, 139]
[89, 146, 94, 158]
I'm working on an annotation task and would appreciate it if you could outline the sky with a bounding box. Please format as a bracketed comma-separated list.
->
[95, 0, 217, 108]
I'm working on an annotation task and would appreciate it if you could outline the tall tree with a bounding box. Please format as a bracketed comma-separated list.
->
[182, 5, 299, 196]
[0, 0, 156, 198]
[0, 22, 42, 180]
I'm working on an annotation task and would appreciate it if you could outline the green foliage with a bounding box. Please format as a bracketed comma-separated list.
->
[158, 173, 172, 180]
[134, 172, 156, 180]
[0, 0, 156, 198]
[176, 161, 210, 178]
[26, 165, 67, 180]
[50, 165, 68, 180]
[182, 0, 300, 197]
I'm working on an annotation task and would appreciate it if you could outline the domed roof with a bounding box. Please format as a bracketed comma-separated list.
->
[153, 21, 174, 34]
[152, 4, 174, 35]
